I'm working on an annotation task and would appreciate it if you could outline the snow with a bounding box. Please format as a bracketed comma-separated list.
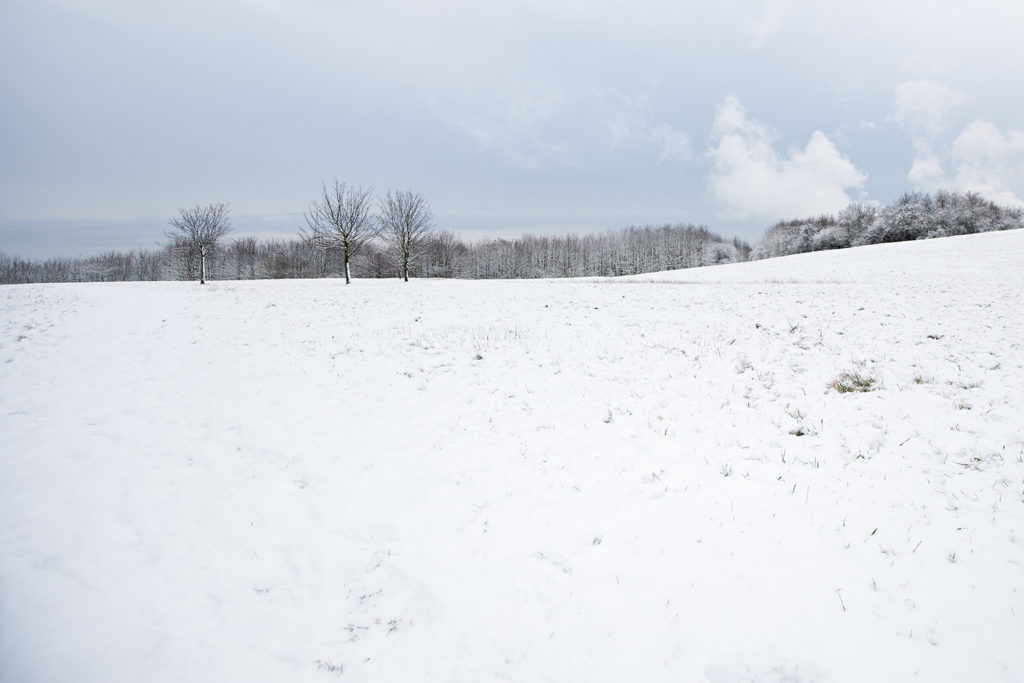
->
[2, 230, 1023, 682]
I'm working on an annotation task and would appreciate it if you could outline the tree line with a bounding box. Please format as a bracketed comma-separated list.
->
[0, 180, 750, 284]
[5, 185, 1019, 286]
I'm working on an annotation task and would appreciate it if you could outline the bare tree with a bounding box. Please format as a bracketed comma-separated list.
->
[379, 189, 434, 282]
[303, 181, 377, 284]
[167, 203, 232, 284]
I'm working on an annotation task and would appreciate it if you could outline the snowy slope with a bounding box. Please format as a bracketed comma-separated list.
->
[1, 230, 1022, 682]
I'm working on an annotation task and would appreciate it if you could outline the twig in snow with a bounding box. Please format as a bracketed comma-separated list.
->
[836, 589, 846, 612]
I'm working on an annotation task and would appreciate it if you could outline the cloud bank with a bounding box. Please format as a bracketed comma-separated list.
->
[892, 81, 1024, 207]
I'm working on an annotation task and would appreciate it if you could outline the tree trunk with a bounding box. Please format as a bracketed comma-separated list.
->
[344, 252, 351, 284]
[200, 245, 207, 284]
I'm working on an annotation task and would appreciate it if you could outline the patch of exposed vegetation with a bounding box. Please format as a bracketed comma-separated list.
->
[831, 371, 877, 393]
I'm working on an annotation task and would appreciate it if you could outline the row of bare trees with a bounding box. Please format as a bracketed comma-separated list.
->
[302, 182, 433, 283]
[159, 183, 755, 284]
[160, 183, 435, 285]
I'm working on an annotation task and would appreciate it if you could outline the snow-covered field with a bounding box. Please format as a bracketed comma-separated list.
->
[2, 230, 1023, 682]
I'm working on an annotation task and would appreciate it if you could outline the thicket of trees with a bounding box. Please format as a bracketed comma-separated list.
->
[752, 190, 1024, 259]
[426, 225, 749, 279]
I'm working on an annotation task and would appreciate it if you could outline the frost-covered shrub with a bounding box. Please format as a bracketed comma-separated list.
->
[810, 223, 848, 251]
[754, 215, 838, 258]
[858, 193, 932, 244]
[705, 241, 737, 265]
[836, 202, 877, 246]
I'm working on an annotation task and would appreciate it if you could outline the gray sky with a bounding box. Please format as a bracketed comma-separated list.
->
[2, 0, 1023, 258]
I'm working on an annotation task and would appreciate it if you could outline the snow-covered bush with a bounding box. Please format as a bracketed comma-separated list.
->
[753, 190, 1024, 260]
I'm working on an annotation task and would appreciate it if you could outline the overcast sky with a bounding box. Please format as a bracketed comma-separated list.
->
[2, 0, 1023, 258]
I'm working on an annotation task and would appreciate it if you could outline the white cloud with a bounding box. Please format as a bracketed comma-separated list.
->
[449, 87, 576, 170]
[888, 80, 966, 125]
[950, 121, 1024, 207]
[651, 124, 691, 162]
[597, 88, 651, 149]
[891, 80, 967, 134]
[907, 152, 945, 189]
[595, 88, 691, 162]
[890, 80, 968, 191]
[707, 97, 866, 220]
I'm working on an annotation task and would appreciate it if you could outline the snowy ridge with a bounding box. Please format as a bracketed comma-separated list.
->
[2, 230, 1023, 682]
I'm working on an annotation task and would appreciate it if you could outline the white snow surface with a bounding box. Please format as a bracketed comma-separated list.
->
[2, 230, 1023, 682]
